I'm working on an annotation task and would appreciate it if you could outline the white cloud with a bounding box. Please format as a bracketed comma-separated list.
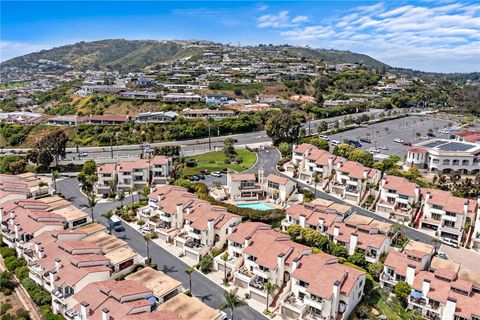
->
[268, 2, 480, 72]
[257, 5, 268, 11]
[0, 41, 52, 61]
[257, 11, 309, 28]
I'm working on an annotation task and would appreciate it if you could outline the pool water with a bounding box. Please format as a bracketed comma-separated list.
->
[237, 202, 274, 211]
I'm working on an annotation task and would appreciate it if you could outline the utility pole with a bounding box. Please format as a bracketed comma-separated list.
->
[208, 116, 212, 150]
[110, 136, 114, 158]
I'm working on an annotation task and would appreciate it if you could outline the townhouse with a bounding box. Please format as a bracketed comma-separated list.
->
[233, 228, 311, 305]
[174, 203, 242, 262]
[263, 174, 296, 205]
[135, 111, 178, 123]
[144, 185, 206, 242]
[408, 268, 480, 320]
[376, 175, 421, 221]
[225, 173, 262, 201]
[95, 156, 172, 195]
[329, 161, 381, 204]
[420, 188, 479, 243]
[280, 253, 366, 320]
[64, 279, 182, 320]
[182, 108, 235, 118]
[125, 267, 182, 304]
[0, 199, 66, 250]
[380, 240, 434, 289]
[85, 114, 131, 125]
[282, 199, 351, 232]
[214, 221, 272, 278]
[0, 172, 52, 200]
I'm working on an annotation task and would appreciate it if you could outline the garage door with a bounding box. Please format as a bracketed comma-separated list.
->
[158, 233, 168, 242]
[185, 250, 199, 262]
[235, 278, 248, 289]
[345, 194, 358, 202]
[281, 306, 300, 319]
[176, 241, 184, 249]
[250, 291, 267, 305]
[217, 264, 232, 275]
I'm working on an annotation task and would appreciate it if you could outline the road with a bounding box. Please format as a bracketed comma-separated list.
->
[56, 178, 267, 320]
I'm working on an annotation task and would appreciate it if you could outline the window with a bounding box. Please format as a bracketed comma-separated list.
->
[443, 220, 455, 228]
[446, 212, 456, 217]
[442, 159, 450, 165]
[462, 160, 469, 165]
[432, 205, 443, 210]
[267, 181, 279, 189]
[432, 159, 439, 164]
[452, 159, 460, 165]
[432, 213, 442, 221]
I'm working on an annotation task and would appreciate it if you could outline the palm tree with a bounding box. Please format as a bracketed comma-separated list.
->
[143, 231, 157, 265]
[220, 288, 246, 320]
[102, 210, 113, 233]
[118, 191, 125, 207]
[82, 193, 97, 223]
[431, 237, 441, 255]
[129, 187, 135, 203]
[220, 252, 229, 285]
[185, 267, 194, 295]
[51, 170, 59, 194]
[264, 281, 278, 312]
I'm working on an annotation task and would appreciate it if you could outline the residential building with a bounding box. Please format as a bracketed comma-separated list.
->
[405, 139, 480, 174]
[54, 206, 92, 229]
[282, 199, 351, 232]
[120, 90, 162, 100]
[225, 173, 262, 201]
[94, 163, 117, 196]
[125, 267, 182, 304]
[85, 115, 131, 125]
[419, 189, 478, 242]
[376, 175, 421, 221]
[135, 111, 178, 123]
[263, 174, 296, 205]
[157, 292, 223, 320]
[182, 108, 235, 118]
[162, 93, 203, 102]
[174, 203, 242, 262]
[205, 94, 229, 105]
[233, 228, 311, 305]
[280, 253, 366, 320]
[329, 161, 381, 204]
[45, 115, 83, 126]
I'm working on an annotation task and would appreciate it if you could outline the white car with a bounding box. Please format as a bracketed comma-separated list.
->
[139, 226, 152, 234]
[330, 140, 340, 146]
[319, 134, 330, 141]
[379, 146, 388, 150]
[368, 147, 380, 153]
[211, 171, 222, 177]
[394, 138, 404, 143]
[440, 237, 459, 248]
[144, 147, 154, 154]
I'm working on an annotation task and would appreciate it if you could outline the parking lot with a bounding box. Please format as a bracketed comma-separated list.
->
[327, 116, 458, 158]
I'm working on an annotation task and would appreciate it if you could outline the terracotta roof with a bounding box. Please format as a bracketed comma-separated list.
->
[266, 174, 290, 185]
[384, 250, 421, 276]
[227, 221, 271, 244]
[293, 143, 314, 154]
[407, 147, 428, 153]
[98, 163, 117, 173]
[382, 175, 418, 197]
[230, 173, 256, 181]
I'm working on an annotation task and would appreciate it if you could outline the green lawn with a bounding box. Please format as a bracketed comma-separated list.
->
[181, 148, 257, 176]
[367, 291, 402, 320]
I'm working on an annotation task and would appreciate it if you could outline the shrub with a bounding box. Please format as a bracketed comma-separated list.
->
[210, 247, 224, 258]
[197, 255, 213, 274]
[15, 266, 29, 281]
[367, 262, 384, 280]
[21, 278, 37, 292]
[30, 287, 52, 306]
[0, 247, 16, 259]
[40, 305, 64, 320]
[347, 251, 367, 268]
[137, 220, 145, 226]
[0, 303, 12, 316]
[4, 256, 20, 271]
[15, 308, 30, 320]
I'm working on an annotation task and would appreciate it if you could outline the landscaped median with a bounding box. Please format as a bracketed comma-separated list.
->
[181, 148, 257, 176]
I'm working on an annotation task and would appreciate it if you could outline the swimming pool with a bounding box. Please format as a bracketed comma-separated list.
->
[236, 202, 275, 211]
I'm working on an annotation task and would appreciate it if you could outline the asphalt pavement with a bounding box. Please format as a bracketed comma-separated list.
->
[56, 178, 267, 320]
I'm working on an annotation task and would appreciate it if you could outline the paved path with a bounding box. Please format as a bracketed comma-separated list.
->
[56, 179, 267, 320]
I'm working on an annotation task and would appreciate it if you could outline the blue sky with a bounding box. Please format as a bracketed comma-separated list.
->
[1, 1, 479, 73]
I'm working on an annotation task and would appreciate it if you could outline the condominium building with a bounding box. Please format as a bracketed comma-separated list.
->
[263, 174, 296, 205]
[329, 161, 381, 204]
[376, 175, 421, 221]
[225, 173, 262, 201]
[405, 139, 480, 174]
[280, 253, 366, 320]
[420, 188, 479, 243]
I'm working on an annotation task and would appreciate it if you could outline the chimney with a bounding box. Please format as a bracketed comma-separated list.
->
[442, 297, 457, 320]
[348, 233, 358, 256]
[49, 271, 57, 285]
[422, 279, 431, 298]
[381, 176, 387, 188]
[35, 241, 41, 253]
[244, 236, 252, 248]
[406, 264, 416, 286]
[333, 225, 340, 238]
[176, 203, 183, 215]
[9, 211, 15, 220]
[14, 223, 20, 240]
[414, 186, 420, 202]
[331, 280, 341, 317]
[328, 157, 334, 169]
[299, 214, 306, 228]
[102, 308, 110, 320]
[0, 206, 3, 223]
[425, 191, 431, 204]
[38, 248, 44, 259]
[464, 201, 469, 215]
[207, 218, 215, 234]
[318, 218, 324, 230]
[292, 257, 301, 272]
[363, 169, 369, 180]
[80, 301, 90, 320]
[54, 259, 62, 271]
[227, 223, 236, 235]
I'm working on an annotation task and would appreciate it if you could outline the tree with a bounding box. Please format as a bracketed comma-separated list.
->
[0, 271, 15, 293]
[129, 187, 135, 203]
[185, 267, 194, 295]
[317, 120, 328, 134]
[220, 288, 246, 320]
[118, 191, 125, 207]
[153, 145, 181, 158]
[332, 143, 356, 158]
[34, 129, 68, 168]
[394, 281, 411, 304]
[278, 142, 292, 157]
[287, 224, 302, 240]
[221, 252, 229, 285]
[313, 173, 320, 198]
[347, 251, 366, 268]
[265, 113, 302, 145]
[77, 160, 97, 192]
[143, 231, 157, 265]
[8, 159, 27, 174]
[367, 262, 384, 279]
[82, 193, 97, 223]
[348, 149, 374, 167]
[264, 281, 278, 312]
[223, 138, 236, 161]
[306, 137, 329, 151]
[315, 91, 324, 106]
[101, 210, 114, 233]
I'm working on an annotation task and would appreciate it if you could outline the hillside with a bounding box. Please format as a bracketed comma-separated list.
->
[1, 39, 390, 72]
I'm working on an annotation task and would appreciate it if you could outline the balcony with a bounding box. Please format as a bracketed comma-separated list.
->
[381, 273, 396, 284]
[160, 214, 173, 223]
[408, 296, 440, 312]
[253, 266, 270, 279]
[304, 294, 324, 311]
[65, 308, 81, 320]
[239, 184, 262, 191]
[249, 275, 267, 295]
[282, 292, 308, 315]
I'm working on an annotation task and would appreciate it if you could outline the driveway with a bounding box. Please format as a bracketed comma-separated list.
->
[56, 178, 267, 320]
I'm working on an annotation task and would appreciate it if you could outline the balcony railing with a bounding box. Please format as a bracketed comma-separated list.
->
[249, 275, 266, 291]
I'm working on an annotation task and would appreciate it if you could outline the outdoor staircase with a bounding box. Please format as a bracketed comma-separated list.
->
[270, 280, 291, 311]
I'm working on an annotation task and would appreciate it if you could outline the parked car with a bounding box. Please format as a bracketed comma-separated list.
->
[78, 152, 88, 157]
[394, 138, 404, 143]
[211, 171, 222, 177]
[348, 140, 362, 148]
[197, 173, 205, 180]
[360, 137, 371, 143]
[139, 226, 152, 234]
[330, 140, 340, 146]
[109, 215, 125, 232]
[402, 141, 412, 146]
[427, 132, 436, 137]
[440, 237, 459, 248]
[379, 146, 388, 150]
[368, 147, 380, 153]
[436, 251, 448, 259]
[319, 134, 329, 141]
[190, 175, 200, 181]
